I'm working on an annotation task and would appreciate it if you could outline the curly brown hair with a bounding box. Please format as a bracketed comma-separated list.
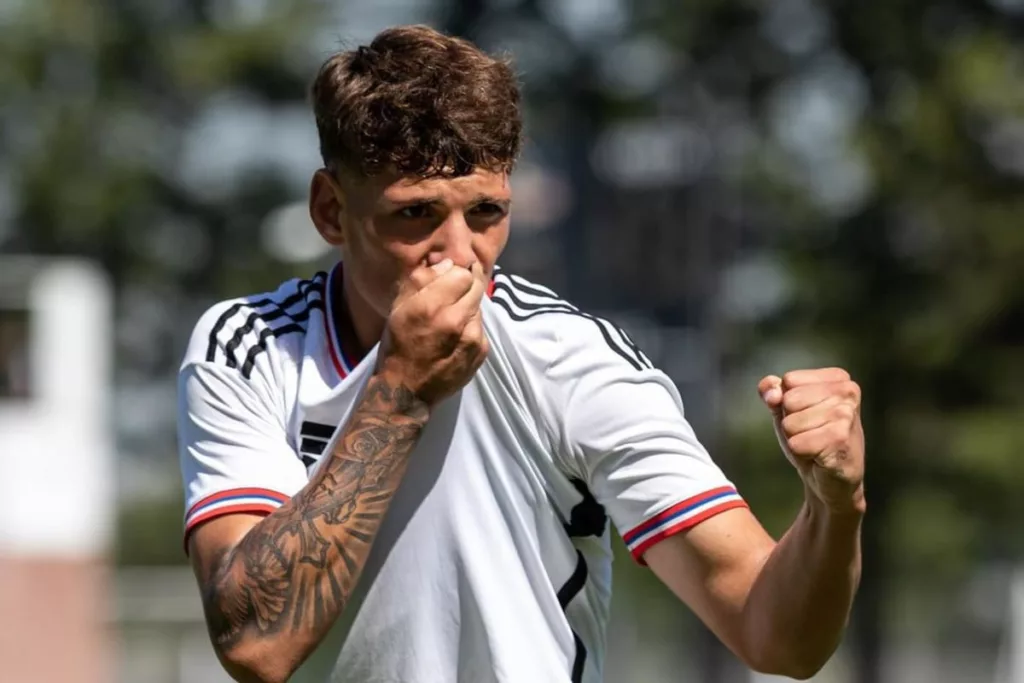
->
[311, 25, 523, 180]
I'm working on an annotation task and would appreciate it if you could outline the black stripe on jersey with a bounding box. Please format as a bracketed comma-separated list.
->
[564, 478, 607, 539]
[300, 421, 335, 439]
[222, 277, 324, 370]
[206, 272, 326, 364]
[298, 421, 335, 468]
[559, 480, 602, 681]
[492, 275, 652, 370]
[491, 276, 652, 372]
[299, 438, 327, 456]
[558, 550, 589, 683]
[507, 277, 653, 372]
[205, 272, 327, 379]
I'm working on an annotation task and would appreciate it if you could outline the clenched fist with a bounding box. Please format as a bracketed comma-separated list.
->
[377, 259, 490, 406]
[759, 368, 866, 515]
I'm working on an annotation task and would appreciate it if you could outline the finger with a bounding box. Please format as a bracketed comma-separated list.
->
[447, 263, 487, 323]
[461, 312, 488, 351]
[416, 263, 476, 314]
[780, 397, 855, 438]
[781, 381, 860, 414]
[393, 259, 450, 308]
[414, 259, 452, 288]
[786, 419, 854, 461]
[781, 367, 851, 389]
[758, 375, 784, 417]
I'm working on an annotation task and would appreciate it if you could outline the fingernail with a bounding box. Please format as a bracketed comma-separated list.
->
[432, 258, 453, 273]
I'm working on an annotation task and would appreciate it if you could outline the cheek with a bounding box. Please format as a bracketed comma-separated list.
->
[342, 225, 405, 307]
[477, 220, 510, 264]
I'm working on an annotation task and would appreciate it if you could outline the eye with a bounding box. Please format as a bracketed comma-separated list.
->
[397, 204, 432, 219]
[470, 202, 507, 218]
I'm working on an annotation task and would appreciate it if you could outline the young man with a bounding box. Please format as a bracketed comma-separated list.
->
[177, 24, 865, 683]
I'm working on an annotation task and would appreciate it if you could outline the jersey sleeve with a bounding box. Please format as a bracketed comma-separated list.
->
[554, 322, 748, 565]
[177, 304, 309, 548]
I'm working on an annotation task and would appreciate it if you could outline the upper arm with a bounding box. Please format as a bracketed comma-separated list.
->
[553, 321, 773, 654]
[643, 508, 776, 663]
[555, 331, 748, 564]
[188, 513, 267, 587]
[177, 307, 310, 583]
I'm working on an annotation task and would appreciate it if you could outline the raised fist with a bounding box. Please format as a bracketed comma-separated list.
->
[759, 368, 866, 515]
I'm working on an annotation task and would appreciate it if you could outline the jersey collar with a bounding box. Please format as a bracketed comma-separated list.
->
[324, 264, 359, 380]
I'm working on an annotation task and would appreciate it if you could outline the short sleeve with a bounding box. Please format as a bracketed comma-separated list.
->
[560, 342, 747, 565]
[177, 361, 308, 548]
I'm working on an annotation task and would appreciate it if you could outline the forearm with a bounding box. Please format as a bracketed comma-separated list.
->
[742, 491, 863, 678]
[202, 372, 429, 682]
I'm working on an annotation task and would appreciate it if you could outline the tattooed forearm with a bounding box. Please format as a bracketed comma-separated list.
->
[202, 374, 429, 660]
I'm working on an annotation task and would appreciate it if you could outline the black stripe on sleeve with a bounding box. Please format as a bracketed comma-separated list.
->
[205, 302, 245, 363]
[239, 316, 317, 379]
[203, 272, 327, 377]
[492, 279, 650, 372]
[221, 277, 322, 369]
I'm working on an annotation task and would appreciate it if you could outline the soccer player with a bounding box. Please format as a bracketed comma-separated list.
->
[177, 24, 866, 683]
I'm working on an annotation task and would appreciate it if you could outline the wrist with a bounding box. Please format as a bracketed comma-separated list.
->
[804, 482, 866, 520]
[368, 367, 432, 421]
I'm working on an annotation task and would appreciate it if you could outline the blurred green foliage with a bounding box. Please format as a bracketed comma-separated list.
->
[2, 1, 1022, 681]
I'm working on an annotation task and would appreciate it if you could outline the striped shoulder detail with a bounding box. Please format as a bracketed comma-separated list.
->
[490, 271, 653, 372]
[205, 272, 327, 379]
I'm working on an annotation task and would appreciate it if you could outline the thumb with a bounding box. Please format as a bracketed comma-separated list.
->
[757, 375, 784, 419]
[759, 375, 795, 462]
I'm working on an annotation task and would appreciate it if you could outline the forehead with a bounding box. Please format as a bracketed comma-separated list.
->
[374, 168, 511, 203]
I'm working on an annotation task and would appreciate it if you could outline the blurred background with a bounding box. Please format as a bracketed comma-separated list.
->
[1, 0, 1023, 681]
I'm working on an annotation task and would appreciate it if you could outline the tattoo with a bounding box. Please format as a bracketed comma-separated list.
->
[202, 376, 429, 653]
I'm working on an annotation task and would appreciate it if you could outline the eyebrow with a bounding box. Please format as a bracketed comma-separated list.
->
[466, 195, 511, 209]
[389, 195, 511, 208]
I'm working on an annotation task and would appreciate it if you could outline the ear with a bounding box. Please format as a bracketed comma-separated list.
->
[309, 168, 346, 246]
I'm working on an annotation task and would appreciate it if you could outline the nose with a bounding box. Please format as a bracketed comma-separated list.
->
[426, 213, 476, 269]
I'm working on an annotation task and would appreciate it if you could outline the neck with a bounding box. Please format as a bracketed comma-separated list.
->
[335, 266, 385, 360]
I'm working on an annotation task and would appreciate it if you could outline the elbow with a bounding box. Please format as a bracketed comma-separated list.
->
[744, 647, 832, 681]
[739, 615, 842, 680]
[752, 661, 824, 681]
[213, 640, 296, 683]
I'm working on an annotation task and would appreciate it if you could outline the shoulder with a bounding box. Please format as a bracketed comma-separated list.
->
[488, 268, 653, 375]
[181, 271, 328, 380]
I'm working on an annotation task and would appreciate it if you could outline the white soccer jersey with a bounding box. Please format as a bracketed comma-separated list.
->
[177, 264, 747, 683]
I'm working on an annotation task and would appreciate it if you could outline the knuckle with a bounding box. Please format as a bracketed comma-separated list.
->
[827, 420, 850, 443]
[780, 414, 799, 436]
[434, 310, 463, 335]
[781, 389, 801, 412]
[786, 435, 808, 456]
[829, 366, 852, 381]
[829, 403, 855, 423]
[449, 267, 474, 288]
[459, 329, 480, 350]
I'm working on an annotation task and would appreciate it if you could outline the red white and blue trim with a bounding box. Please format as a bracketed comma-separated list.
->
[623, 486, 748, 565]
[183, 487, 292, 540]
[324, 264, 359, 380]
